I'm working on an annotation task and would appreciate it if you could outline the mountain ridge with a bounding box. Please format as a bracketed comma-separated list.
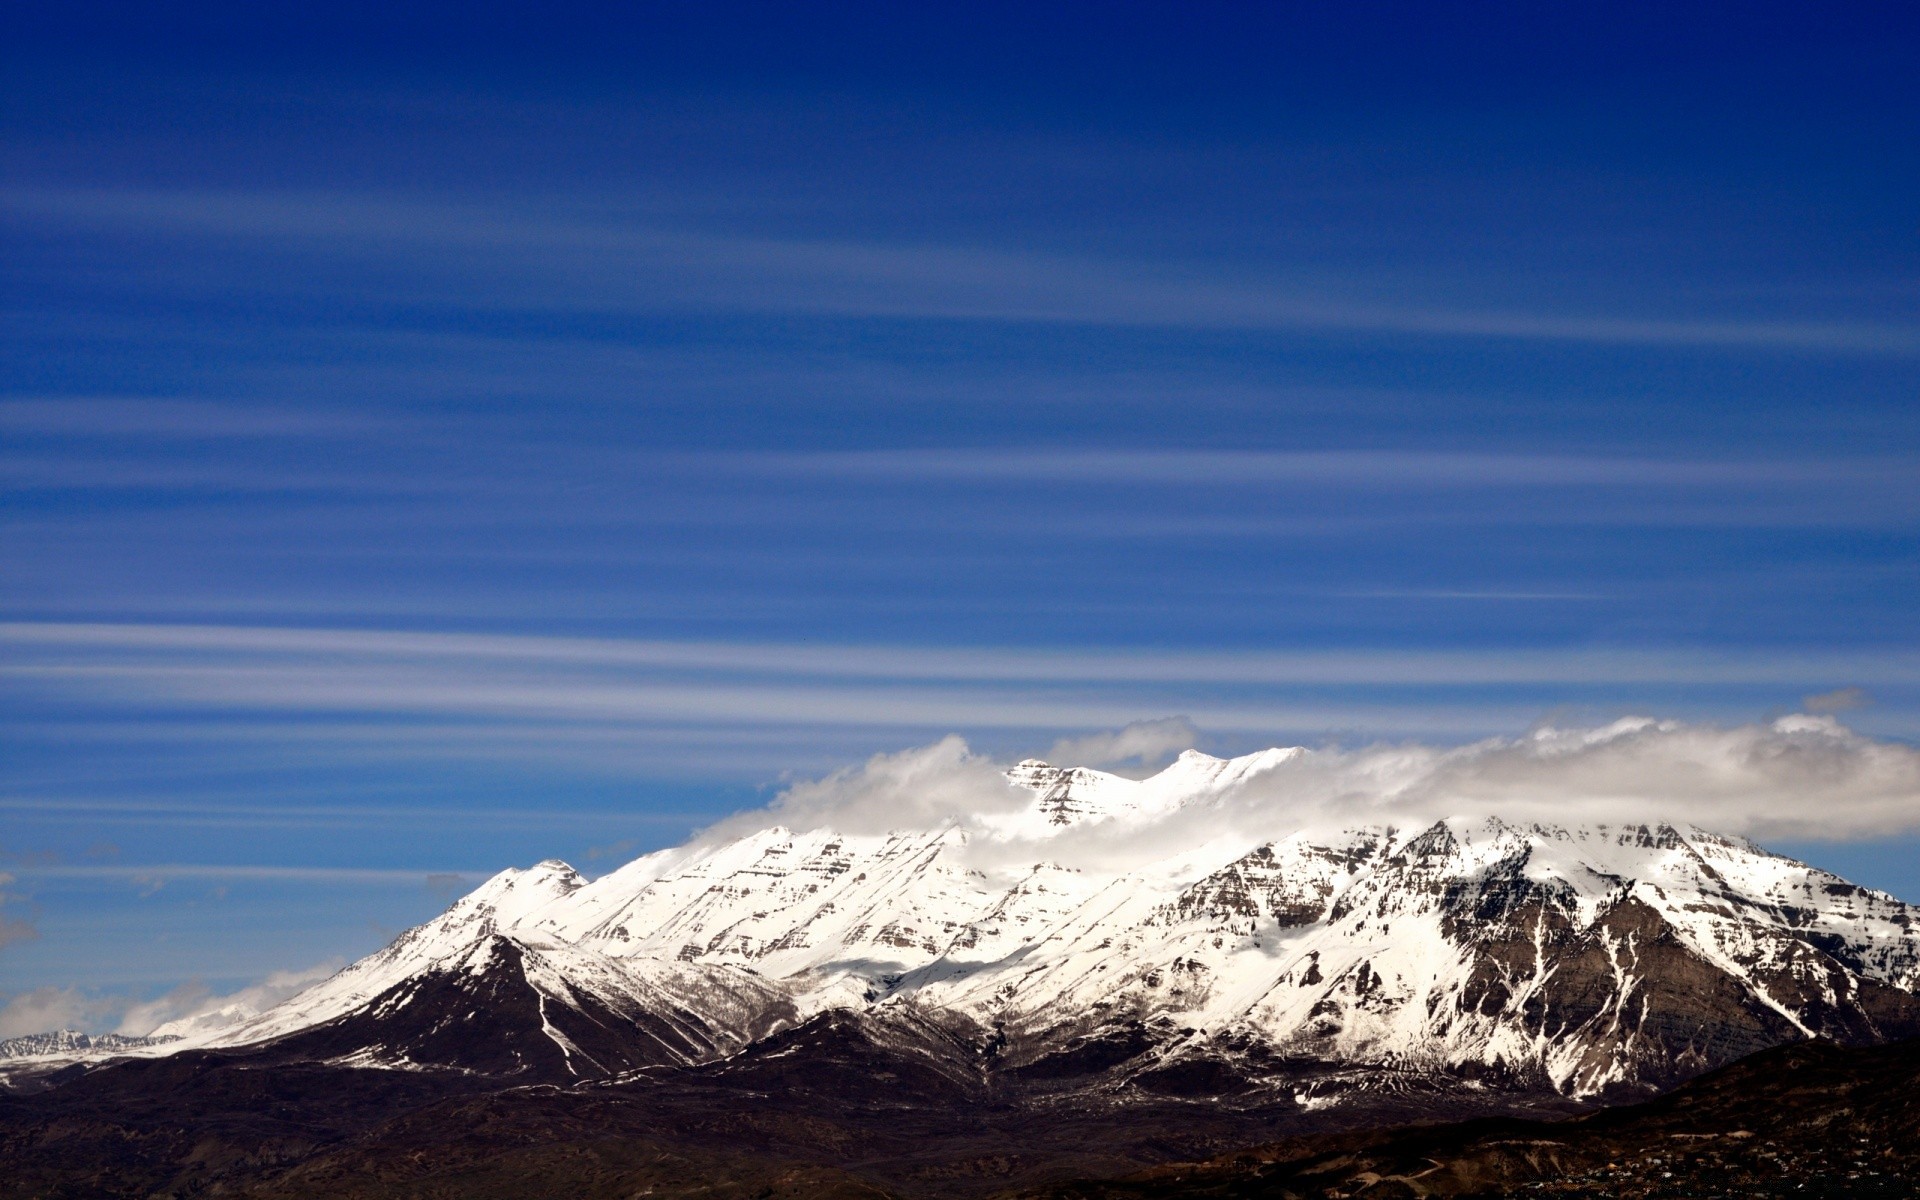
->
[86, 744, 1920, 1105]
[16, 745, 1920, 1111]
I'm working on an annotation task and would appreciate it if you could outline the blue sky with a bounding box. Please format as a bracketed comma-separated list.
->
[3, 2, 1919, 1020]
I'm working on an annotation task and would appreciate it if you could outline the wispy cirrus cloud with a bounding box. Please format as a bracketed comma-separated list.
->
[0, 454, 451, 495]
[5, 621, 1916, 688]
[7, 433, 1911, 531]
[2, 622, 1915, 787]
[7, 186, 1916, 355]
[721, 447, 1893, 488]
[1, 663, 1553, 737]
[0, 396, 381, 439]
[6, 864, 479, 884]
[0, 794, 700, 829]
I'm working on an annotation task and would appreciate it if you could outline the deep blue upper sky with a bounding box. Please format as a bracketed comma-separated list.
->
[3, 2, 1918, 1016]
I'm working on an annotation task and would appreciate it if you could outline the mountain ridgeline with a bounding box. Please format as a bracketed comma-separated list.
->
[131, 748, 1920, 1107]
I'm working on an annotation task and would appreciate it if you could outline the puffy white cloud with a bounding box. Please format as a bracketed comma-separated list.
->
[0, 872, 36, 951]
[702, 734, 1026, 840]
[122, 961, 341, 1039]
[0, 987, 117, 1040]
[1215, 715, 1920, 843]
[1044, 717, 1198, 773]
[726, 715, 1920, 862]
[0, 961, 341, 1041]
[1804, 686, 1872, 713]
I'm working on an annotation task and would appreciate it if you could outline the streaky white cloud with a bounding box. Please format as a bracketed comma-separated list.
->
[0, 396, 379, 439]
[6, 185, 1917, 355]
[9, 865, 478, 885]
[0, 794, 699, 830]
[0, 452, 453, 495]
[731, 447, 1885, 489]
[0, 662, 1540, 735]
[6, 621, 1920, 785]
[9, 621, 1920, 688]
[8, 436, 1914, 528]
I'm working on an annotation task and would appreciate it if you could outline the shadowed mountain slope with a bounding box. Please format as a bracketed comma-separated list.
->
[1025, 1035, 1920, 1198]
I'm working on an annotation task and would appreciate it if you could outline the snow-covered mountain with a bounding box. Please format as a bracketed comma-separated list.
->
[164, 748, 1920, 1102]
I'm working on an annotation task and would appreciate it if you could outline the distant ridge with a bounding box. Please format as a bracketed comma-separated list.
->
[0, 1031, 174, 1060]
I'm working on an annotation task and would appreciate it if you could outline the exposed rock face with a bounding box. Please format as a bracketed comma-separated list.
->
[50, 749, 1920, 1103]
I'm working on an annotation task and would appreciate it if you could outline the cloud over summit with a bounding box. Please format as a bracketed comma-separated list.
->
[727, 715, 1920, 858]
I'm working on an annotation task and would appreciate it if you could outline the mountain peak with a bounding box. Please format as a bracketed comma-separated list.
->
[459, 860, 585, 925]
[997, 746, 1306, 833]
